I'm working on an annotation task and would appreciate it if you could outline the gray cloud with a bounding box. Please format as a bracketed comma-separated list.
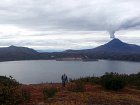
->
[0, 0, 140, 50]
[0, 0, 140, 30]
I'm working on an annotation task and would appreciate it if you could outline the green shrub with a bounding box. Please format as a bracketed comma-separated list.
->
[70, 72, 140, 90]
[101, 72, 126, 91]
[68, 81, 85, 92]
[43, 87, 57, 98]
[128, 73, 140, 89]
[21, 88, 31, 102]
[0, 76, 22, 105]
[70, 76, 101, 85]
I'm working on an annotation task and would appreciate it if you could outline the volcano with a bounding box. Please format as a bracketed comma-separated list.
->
[63, 38, 140, 61]
[93, 38, 140, 54]
[64, 38, 140, 54]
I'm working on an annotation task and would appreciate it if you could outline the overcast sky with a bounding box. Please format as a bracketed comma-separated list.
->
[0, 0, 140, 51]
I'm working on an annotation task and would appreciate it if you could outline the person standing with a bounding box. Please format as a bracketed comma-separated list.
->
[61, 74, 68, 87]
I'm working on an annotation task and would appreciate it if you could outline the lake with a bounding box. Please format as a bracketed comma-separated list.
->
[0, 60, 140, 84]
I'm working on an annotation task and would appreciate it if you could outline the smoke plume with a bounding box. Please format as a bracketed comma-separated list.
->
[109, 30, 115, 39]
[108, 16, 140, 39]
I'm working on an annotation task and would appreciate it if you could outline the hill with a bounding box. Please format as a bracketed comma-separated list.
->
[0, 39, 140, 62]
[64, 38, 140, 54]
[93, 38, 140, 53]
[0, 45, 39, 61]
[60, 38, 140, 61]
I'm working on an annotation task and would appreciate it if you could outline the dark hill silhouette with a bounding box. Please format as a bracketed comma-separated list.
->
[61, 38, 140, 61]
[0, 39, 140, 62]
[93, 38, 140, 53]
[64, 38, 140, 54]
[0, 45, 39, 61]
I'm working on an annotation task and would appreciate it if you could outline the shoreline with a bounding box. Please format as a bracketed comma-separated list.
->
[0, 58, 140, 63]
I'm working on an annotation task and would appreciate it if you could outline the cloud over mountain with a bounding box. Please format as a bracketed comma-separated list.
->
[0, 0, 140, 50]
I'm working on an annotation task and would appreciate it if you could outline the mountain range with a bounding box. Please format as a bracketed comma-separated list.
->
[0, 38, 140, 62]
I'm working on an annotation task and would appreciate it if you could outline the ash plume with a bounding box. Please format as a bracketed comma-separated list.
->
[119, 16, 140, 30]
[108, 16, 140, 39]
[108, 30, 115, 39]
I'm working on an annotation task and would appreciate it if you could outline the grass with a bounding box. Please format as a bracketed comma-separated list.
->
[1, 72, 140, 105]
[71, 72, 140, 90]
[68, 81, 85, 92]
[43, 87, 58, 99]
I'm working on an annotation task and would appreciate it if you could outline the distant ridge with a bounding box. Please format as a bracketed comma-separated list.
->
[0, 39, 140, 62]
[62, 38, 140, 61]
[0, 45, 39, 61]
[64, 38, 140, 54]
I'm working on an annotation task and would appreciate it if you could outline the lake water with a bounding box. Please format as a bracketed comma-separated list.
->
[0, 60, 140, 84]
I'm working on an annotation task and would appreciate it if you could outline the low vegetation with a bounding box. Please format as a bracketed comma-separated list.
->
[71, 72, 140, 91]
[68, 81, 85, 92]
[70, 76, 100, 85]
[127, 72, 140, 89]
[43, 87, 58, 99]
[0, 72, 140, 105]
[101, 72, 126, 91]
[0, 76, 21, 105]
[0, 76, 31, 105]
[21, 88, 31, 103]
